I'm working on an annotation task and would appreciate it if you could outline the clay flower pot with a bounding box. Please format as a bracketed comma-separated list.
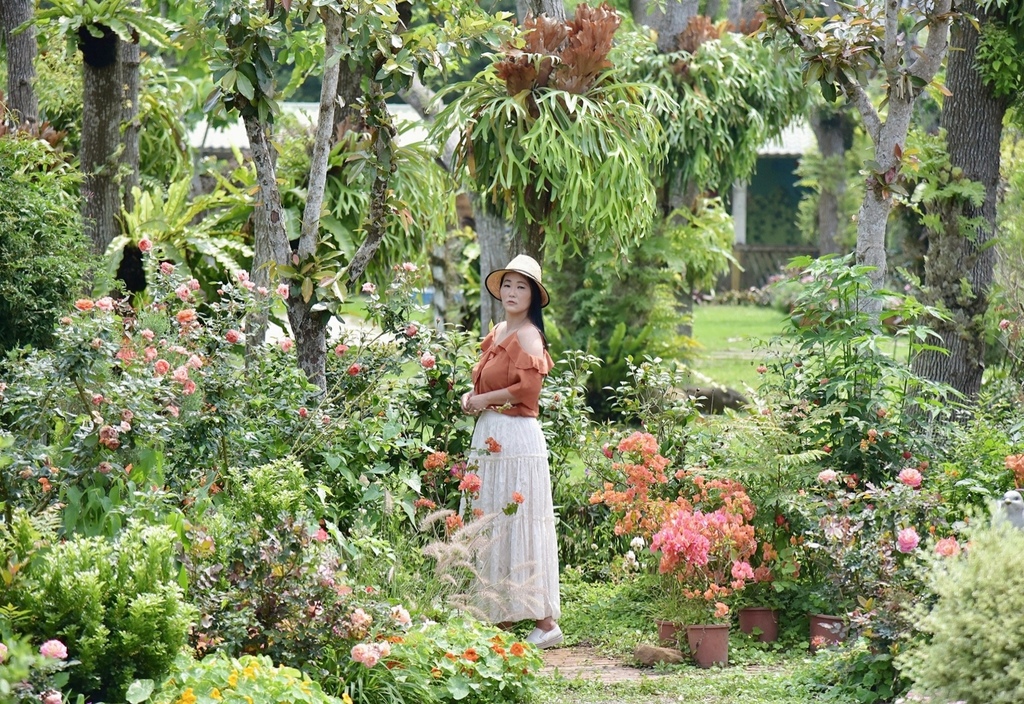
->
[656, 619, 683, 647]
[686, 624, 729, 668]
[738, 606, 779, 643]
[809, 613, 847, 651]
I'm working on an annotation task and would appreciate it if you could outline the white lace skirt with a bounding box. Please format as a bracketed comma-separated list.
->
[467, 410, 561, 623]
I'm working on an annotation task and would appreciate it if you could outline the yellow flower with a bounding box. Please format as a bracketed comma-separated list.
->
[211, 689, 222, 701]
[245, 697, 253, 704]
[176, 688, 197, 704]
[227, 671, 239, 687]
[342, 694, 354, 704]
[242, 663, 258, 678]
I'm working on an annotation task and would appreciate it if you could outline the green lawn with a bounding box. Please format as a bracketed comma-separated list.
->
[690, 305, 788, 392]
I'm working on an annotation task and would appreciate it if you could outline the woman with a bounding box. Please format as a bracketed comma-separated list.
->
[460, 254, 562, 649]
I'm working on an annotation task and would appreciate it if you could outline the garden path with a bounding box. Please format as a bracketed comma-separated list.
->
[539, 646, 669, 684]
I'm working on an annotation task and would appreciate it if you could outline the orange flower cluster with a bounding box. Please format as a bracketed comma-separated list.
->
[589, 432, 678, 538]
[424, 451, 448, 470]
[485, 437, 502, 453]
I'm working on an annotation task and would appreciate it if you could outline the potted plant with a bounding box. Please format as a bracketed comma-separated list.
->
[649, 478, 759, 667]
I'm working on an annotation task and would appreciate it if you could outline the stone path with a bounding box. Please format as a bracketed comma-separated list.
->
[539, 647, 670, 684]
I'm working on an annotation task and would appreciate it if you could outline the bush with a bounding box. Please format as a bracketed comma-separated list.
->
[0, 136, 91, 354]
[8, 521, 195, 702]
[151, 653, 342, 704]
[899, 524, 1024, 704]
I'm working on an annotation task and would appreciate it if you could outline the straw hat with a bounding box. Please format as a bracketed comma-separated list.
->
[485, 254, 550, 308]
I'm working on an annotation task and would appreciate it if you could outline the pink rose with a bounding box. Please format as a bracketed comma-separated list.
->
[896, 527, 920, 553]
[351, 643, 378, 668]
[92, 394, 105, 406]
[256, 286, 268, 296]
[420, 353, 436, 369]
[348, 363, 362, 376]
[138, 238, 152, 253]
[361, 282, 376, 294]
[999, 319, 1011, 331]
[172, 366, 189, 383]
[406, 323, 418, 337]
[144, 347, 158, 362]
[818, 469, 839, 484]
[43, 692, 62, 704]
[182, 380, 197, 395]
[334, 344, 349, 356]
[0, 642, 7, 662]
[898, 468, 923, 488]
[188, 278, 201, 291]
[141, 329, 155, 341]
[279, 339, 294, 353]
[934, 536, 960, 557]
[154, 359, 170, 376]
[175, 284, 191, 301]
[391, 605, 411, 626]
[401, 262, 418, 272]
[277, 283, 290, 297]
[187, 354, 203, 369]
[159, 262, 176, 275]
[225, 329, 242, 344]
[314, 528, 328, 542]
[166, 405, 180, 418]
[40, 639, 68, 659]
[95, 297, 114, 312]
[299, 407, 309, 419]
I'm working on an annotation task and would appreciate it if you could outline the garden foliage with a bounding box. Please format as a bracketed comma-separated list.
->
[0, 136, 91, 354]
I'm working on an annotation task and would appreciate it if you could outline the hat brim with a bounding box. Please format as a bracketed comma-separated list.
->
[485, 268, 550, 308]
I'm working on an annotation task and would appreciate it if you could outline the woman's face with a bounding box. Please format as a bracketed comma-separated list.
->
[500, 272, 532, 314]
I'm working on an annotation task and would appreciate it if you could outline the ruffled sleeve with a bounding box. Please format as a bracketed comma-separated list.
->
[504, 336, 553, 407]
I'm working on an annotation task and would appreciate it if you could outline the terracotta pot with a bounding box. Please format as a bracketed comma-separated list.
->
[686, 624, 729, 668]
[656, 619, 683, 647]
[808, 613, 847, 651]
[738, 606, 779, 642]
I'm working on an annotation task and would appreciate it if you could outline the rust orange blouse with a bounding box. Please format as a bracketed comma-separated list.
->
[471, 327, 554, 417]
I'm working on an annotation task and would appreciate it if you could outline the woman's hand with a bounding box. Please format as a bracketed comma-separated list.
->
[461, 391, 478, 415]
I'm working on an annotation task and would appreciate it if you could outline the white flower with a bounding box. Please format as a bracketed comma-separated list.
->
[630, 536, 646, 550]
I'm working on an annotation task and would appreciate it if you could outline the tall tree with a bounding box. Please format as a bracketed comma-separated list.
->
[1, 0, 38, 127]
[913, 0, 1017, 400]
[30, 1, 172, 256]
[202, 0, 507, 390]
[765, 0, 953, 302]
[434, 5, 667, 267]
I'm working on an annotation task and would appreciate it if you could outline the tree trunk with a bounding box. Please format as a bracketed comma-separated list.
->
[913, 2, 1007, 401]
[80, 25, 124, 257]
[516, 0, 566, 22]
[119, 24, 141, 214]
[810, 108, 853, 256]
[1, 0, 38, 127]
[243, 114, 291, 350]
[631, 0, 700, 52]
[475, 197, 511, 332]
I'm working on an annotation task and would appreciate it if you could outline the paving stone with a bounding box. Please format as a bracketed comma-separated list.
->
[539, 646, 673, 684]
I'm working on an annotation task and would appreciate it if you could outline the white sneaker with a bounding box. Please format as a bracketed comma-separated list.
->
[526, 624, 563, 649]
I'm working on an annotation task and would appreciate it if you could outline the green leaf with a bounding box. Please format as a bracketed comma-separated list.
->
[235, 70, 256, 100]
[126, 680, 155, 704]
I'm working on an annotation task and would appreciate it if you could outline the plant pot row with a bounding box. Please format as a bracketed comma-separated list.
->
[656, 609, 846, 668]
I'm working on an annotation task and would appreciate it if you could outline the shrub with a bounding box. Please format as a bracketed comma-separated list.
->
[0, 136, 91, 354]
[758, 255, 953, 484]
[899, 524, 1024, 704]
[8, 521, 195, 702]
[151, 653, 342, 704]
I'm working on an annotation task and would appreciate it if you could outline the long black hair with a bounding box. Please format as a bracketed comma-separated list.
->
[516, 276, 548, 349]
